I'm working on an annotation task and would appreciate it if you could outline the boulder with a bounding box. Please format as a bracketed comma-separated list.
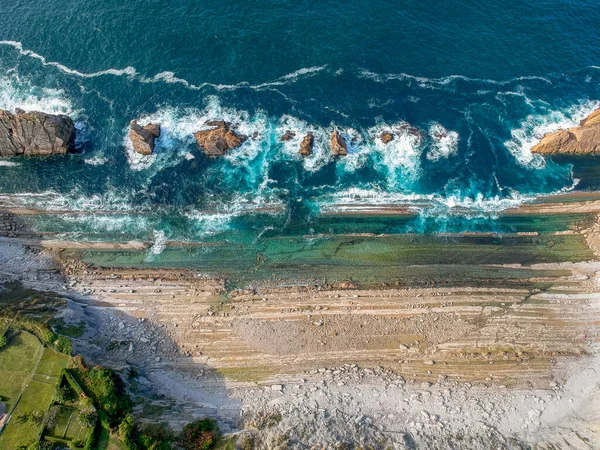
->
[129, 120, 158, 155]
[531, 108, 600, 156]
[142, 123, 161, 139]
[0, 109, 75, 156]
[281, 130, 296, 142]
[330, 130, 347, 156]
[380, 132, 394, 144]
[194, 120, 248, 157]
[299, 133, 314, 156]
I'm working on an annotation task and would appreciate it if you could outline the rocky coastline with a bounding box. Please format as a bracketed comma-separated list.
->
[532, 108, 600, 156]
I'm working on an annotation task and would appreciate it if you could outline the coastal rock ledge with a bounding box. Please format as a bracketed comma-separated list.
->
[0, 109, 75, 156]
[129, 120, 161, 155]
[194, 120, 247, 157]
[532, 108, 600, 156]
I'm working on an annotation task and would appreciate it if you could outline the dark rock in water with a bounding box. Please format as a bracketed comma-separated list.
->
[299, 133, 314, 156]
[142, 123, 161, 139]
[380, 132, 394, 144]
[205, 120, 228, 128]
[251, 131, 259, 140]
[532, 108, 600, 155]
[281, 130, 296, 142]
[330, 130, 347, 156]
[0, 109, 75, 156]
[129, 120, 158, 155]
[194, 120, 248, 157]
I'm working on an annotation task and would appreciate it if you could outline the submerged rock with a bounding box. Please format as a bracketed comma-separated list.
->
[194, 120, 248, 157]
[380, 132, 394, 144]
[299, 133, 314, 156]
[281, 130, 296, 142]
[129, 120, 160, 155]
[330, 130, 347, 156]
[0, 108, 75, 156]
[531, 108, 600, 156]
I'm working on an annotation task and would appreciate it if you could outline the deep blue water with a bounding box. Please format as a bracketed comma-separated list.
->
[0, 0, 599, 242]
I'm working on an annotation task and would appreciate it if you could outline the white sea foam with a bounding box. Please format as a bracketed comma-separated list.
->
[317, 186, 535, 218]
[0, 40, 326, 94]
[0, 75, 74, 115]
[426, 123, 459, 161]
[504, 100, 600, 168]
[184, 195, 285, 236]
[363, 122, 424, 190]
[0, 40, 137, 79]
[358, 68, 552, 90]
[276, 115, 331, 172]
[84, 156, 108, 166]
[150, 230, 167, 255]
[0, 189, 135, 212]
[0, 161, 20, 167]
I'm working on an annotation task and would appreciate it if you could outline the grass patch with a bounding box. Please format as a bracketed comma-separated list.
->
[0, 335, 69, 449]
[50, 317, 86, 338]
[0, 332, 42, 412]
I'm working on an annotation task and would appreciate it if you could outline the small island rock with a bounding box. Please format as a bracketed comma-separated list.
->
[129, 120, 159, 155]
[330, 130, 347, 156]
[281, 130, 296, 142]
[194, 120, 247, 157]
[531, 108, 600, 156]
[299, 133, 314, 156]
[0, 109, 75, 156]
[380, 132, 394, 144]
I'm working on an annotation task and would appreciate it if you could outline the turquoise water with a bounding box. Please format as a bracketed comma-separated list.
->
[0, 0, 600, 242]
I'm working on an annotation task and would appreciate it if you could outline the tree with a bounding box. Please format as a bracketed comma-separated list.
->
[179, 419, 219, 450]
[78, 408, 98, 428]
[52, 386, 72, 405]
[119, 414, 137, 450]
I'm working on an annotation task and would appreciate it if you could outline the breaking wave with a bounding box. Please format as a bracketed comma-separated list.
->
[505, 99, 600, 168]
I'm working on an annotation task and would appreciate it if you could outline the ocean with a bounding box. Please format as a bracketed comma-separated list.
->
[1, 0, 600, 244]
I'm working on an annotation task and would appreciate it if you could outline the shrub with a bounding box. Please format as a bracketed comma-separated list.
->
[119, 414, 137, 450]
[72, 363, 131, 422]
[78, 408, 98, 428]
[69, 439, 84, 449]
[179, 419, 219, 450]
[52, 386, 72, 405]
[0, 333, 7, 349]
[43, 405, 61, 431]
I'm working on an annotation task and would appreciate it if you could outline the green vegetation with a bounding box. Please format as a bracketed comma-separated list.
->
[50, 317, 86, 338]
[0, 334, 69, 449]
[116, 415, 223, 450]
[70, 356, 131, 424]
[0, 282, 73, 355]
[179, 419, 220, 450]
[0, 282, 225, 450]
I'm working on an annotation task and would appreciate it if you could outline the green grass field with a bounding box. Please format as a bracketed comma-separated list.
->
[0, 332, 42, 412]
[0, 333, 70, 449]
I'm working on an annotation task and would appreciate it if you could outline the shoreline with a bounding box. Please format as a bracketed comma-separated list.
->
[0, 188, 599, 447]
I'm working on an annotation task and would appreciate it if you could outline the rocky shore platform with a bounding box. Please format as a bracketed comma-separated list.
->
[1, 192, 599, 448]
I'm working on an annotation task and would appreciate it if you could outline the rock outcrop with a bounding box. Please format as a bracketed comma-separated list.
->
[194, 121, 247, 157]
[0, 109, 75, 156]
[330, 130, 347, 156]
[531, 109, 600, 156]
[299, 134, 314, 156]
[281, 130, 296, 142]
[129, 120, 161, 155]
[380, 132, 394, 144]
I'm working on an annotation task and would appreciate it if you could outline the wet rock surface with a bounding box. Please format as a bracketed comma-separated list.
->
[532, 108, 600, 155]
[194, 120, 248, 157]
[0, 109, 75, 156]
